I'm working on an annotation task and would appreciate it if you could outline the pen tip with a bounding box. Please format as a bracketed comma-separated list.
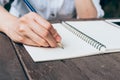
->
[57, 43, 64, 49]
[61, 46, 64, 49]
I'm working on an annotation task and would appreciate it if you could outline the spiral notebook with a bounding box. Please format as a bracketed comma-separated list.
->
[24, 20, 120, 62]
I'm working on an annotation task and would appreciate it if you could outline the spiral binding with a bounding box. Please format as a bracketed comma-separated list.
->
[62, 21, 106, 51]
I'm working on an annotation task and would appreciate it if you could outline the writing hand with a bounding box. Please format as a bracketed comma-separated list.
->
[2, 12, 61, 47]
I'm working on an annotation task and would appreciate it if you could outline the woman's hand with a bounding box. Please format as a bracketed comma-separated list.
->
[0, 9, 61, 47]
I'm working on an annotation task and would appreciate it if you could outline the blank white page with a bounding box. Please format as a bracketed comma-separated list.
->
[66, 20, 120, 50]
[24, 23, 98, 62]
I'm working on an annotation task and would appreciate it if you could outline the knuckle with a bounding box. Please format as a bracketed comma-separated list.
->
[24, 12, 38, 20]
[18, 26, 26, 32]
[45, 23, 52, 30]
[19, 15, 28, 21]
[21, 12, 36, 20]
[28, 12, 37, 16]
[17, 36, 25, 42]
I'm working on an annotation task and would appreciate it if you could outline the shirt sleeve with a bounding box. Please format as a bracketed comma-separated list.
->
[0, 0, 9, 6]
[92, 0, 104, 18]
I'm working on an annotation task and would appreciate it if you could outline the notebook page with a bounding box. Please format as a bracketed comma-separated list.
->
[24, 23, 98, 62]
[66, 21, 120, 50]
[105, 19, 120, 22]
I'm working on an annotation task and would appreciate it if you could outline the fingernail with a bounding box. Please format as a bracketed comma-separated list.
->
[56, 36, 61, 42]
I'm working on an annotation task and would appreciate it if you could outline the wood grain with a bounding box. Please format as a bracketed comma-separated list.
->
[0, 33, 27, 80]
[14, 41, 120, 80]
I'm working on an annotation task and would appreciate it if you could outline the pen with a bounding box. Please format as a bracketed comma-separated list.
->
[23, 0, 64, 49]
[57, 43, 64, 49]
[23, 0, 37, 12]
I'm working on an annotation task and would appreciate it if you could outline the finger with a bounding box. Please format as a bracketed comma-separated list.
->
[18, 24, 49, 47]
[15, 34, 47, 47]
[28, 21, 57, 47]
[49, 27, 61, 42]
[30, 13, 61, 42]
[7, 31, 39, 46]
[20, 37, 39, 47]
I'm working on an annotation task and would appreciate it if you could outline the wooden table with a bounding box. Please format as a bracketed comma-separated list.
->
[1, 31, 120, 80]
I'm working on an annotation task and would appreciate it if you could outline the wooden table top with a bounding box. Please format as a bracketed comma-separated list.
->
[0, 33, 27, 80]
[1, 31, 120, 80]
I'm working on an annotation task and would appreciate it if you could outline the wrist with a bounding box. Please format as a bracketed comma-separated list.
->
[0, 15, 18, 32]
[0, 6, 18, 32]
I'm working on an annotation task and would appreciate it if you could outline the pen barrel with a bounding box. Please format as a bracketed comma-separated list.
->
[57, 43, 64, 49]
[23, 0, 37, 12]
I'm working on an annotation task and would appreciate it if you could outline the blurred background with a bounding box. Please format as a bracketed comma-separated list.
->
[100, 0, 120, 18]
[4, 0, 120, 18]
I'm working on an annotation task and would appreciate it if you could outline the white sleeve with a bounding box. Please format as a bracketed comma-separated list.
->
[0, 0, 9, 6]
[92, 0, 104, 18]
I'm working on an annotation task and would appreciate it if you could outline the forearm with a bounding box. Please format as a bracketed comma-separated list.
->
[0, 6, 17, 32]
[75, 0, 97, 19]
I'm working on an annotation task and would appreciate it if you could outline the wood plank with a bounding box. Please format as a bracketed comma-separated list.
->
[0, 33, 28, 80]
[14, 43, 90, 80]
[71, 53, 120, 80]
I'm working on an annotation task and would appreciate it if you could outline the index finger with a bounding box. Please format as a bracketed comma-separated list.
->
[32, 13, 62, 42]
